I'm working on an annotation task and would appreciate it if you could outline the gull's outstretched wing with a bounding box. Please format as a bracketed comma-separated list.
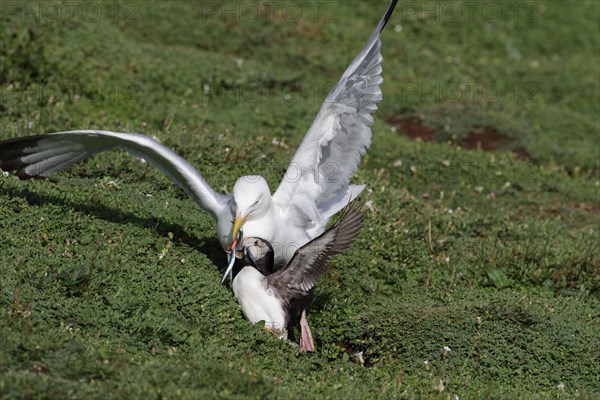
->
[0, 130, 229, 218]
[267, 202, 364, 295]
[273, 0, 397, 223]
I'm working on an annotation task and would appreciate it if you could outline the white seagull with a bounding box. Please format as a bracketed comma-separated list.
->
[234, 202, 365, 352]
[0, 0, 397, 279]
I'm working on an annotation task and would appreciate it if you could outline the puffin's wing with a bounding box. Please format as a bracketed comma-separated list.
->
[0, 130, 229, 218]
[272, 0, 397, 222]
[267, 201, 365, 294]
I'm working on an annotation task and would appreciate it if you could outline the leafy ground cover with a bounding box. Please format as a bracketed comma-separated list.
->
[1, 1, 598, 398]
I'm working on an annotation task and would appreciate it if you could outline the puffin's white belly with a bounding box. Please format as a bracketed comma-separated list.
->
[232, 267, 287, 336]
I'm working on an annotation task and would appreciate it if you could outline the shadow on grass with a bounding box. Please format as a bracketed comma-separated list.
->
[1, 184, 227, 272]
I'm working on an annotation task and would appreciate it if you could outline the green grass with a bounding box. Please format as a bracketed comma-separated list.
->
[1, 1, 599, 399]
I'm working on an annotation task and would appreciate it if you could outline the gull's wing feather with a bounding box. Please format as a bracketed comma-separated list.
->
[273, 0, 397, 223]
[267, 202, 364, 295]
[0, 130, 228, 218]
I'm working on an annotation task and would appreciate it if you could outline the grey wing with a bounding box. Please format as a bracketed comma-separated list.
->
[267, 201, 365, 294]
[0, 130, 229, 218]
[272, 0, 397, 221]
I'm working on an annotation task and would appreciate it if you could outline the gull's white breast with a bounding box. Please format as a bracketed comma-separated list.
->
[242, 205, 317, 267]
[232, 267, 287, 337]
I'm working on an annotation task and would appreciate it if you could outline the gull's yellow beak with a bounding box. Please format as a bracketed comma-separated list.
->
[232, 213, 245, 241]
[222, 214, 245, 285]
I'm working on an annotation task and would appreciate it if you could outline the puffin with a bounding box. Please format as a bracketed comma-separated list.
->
[0, 1, 397, 280]
[232, 202, 364, 352]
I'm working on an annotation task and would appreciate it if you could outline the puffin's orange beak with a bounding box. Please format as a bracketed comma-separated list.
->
[227, 239, 238, 252]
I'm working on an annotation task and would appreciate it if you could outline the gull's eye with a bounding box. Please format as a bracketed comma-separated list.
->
[253, 200, 259, 206]
[254, 240, 259, 246]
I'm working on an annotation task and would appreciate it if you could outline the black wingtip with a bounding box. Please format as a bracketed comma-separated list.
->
[0, 135, 48, 180]
[380, 0, 399, 32]
[0, 158, 26, 172]
[381, 0, 399, 30]
[15, 169, 34, 180]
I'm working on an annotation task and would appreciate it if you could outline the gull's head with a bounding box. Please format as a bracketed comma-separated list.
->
[230, 175, 271, 241]
[243, 237, 274, 276]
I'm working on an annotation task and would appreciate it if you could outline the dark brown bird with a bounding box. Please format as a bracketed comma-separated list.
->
[233, 202, 364, 352]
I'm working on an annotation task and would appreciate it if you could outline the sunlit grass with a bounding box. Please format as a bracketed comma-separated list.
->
[1, 1, 598, 398]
